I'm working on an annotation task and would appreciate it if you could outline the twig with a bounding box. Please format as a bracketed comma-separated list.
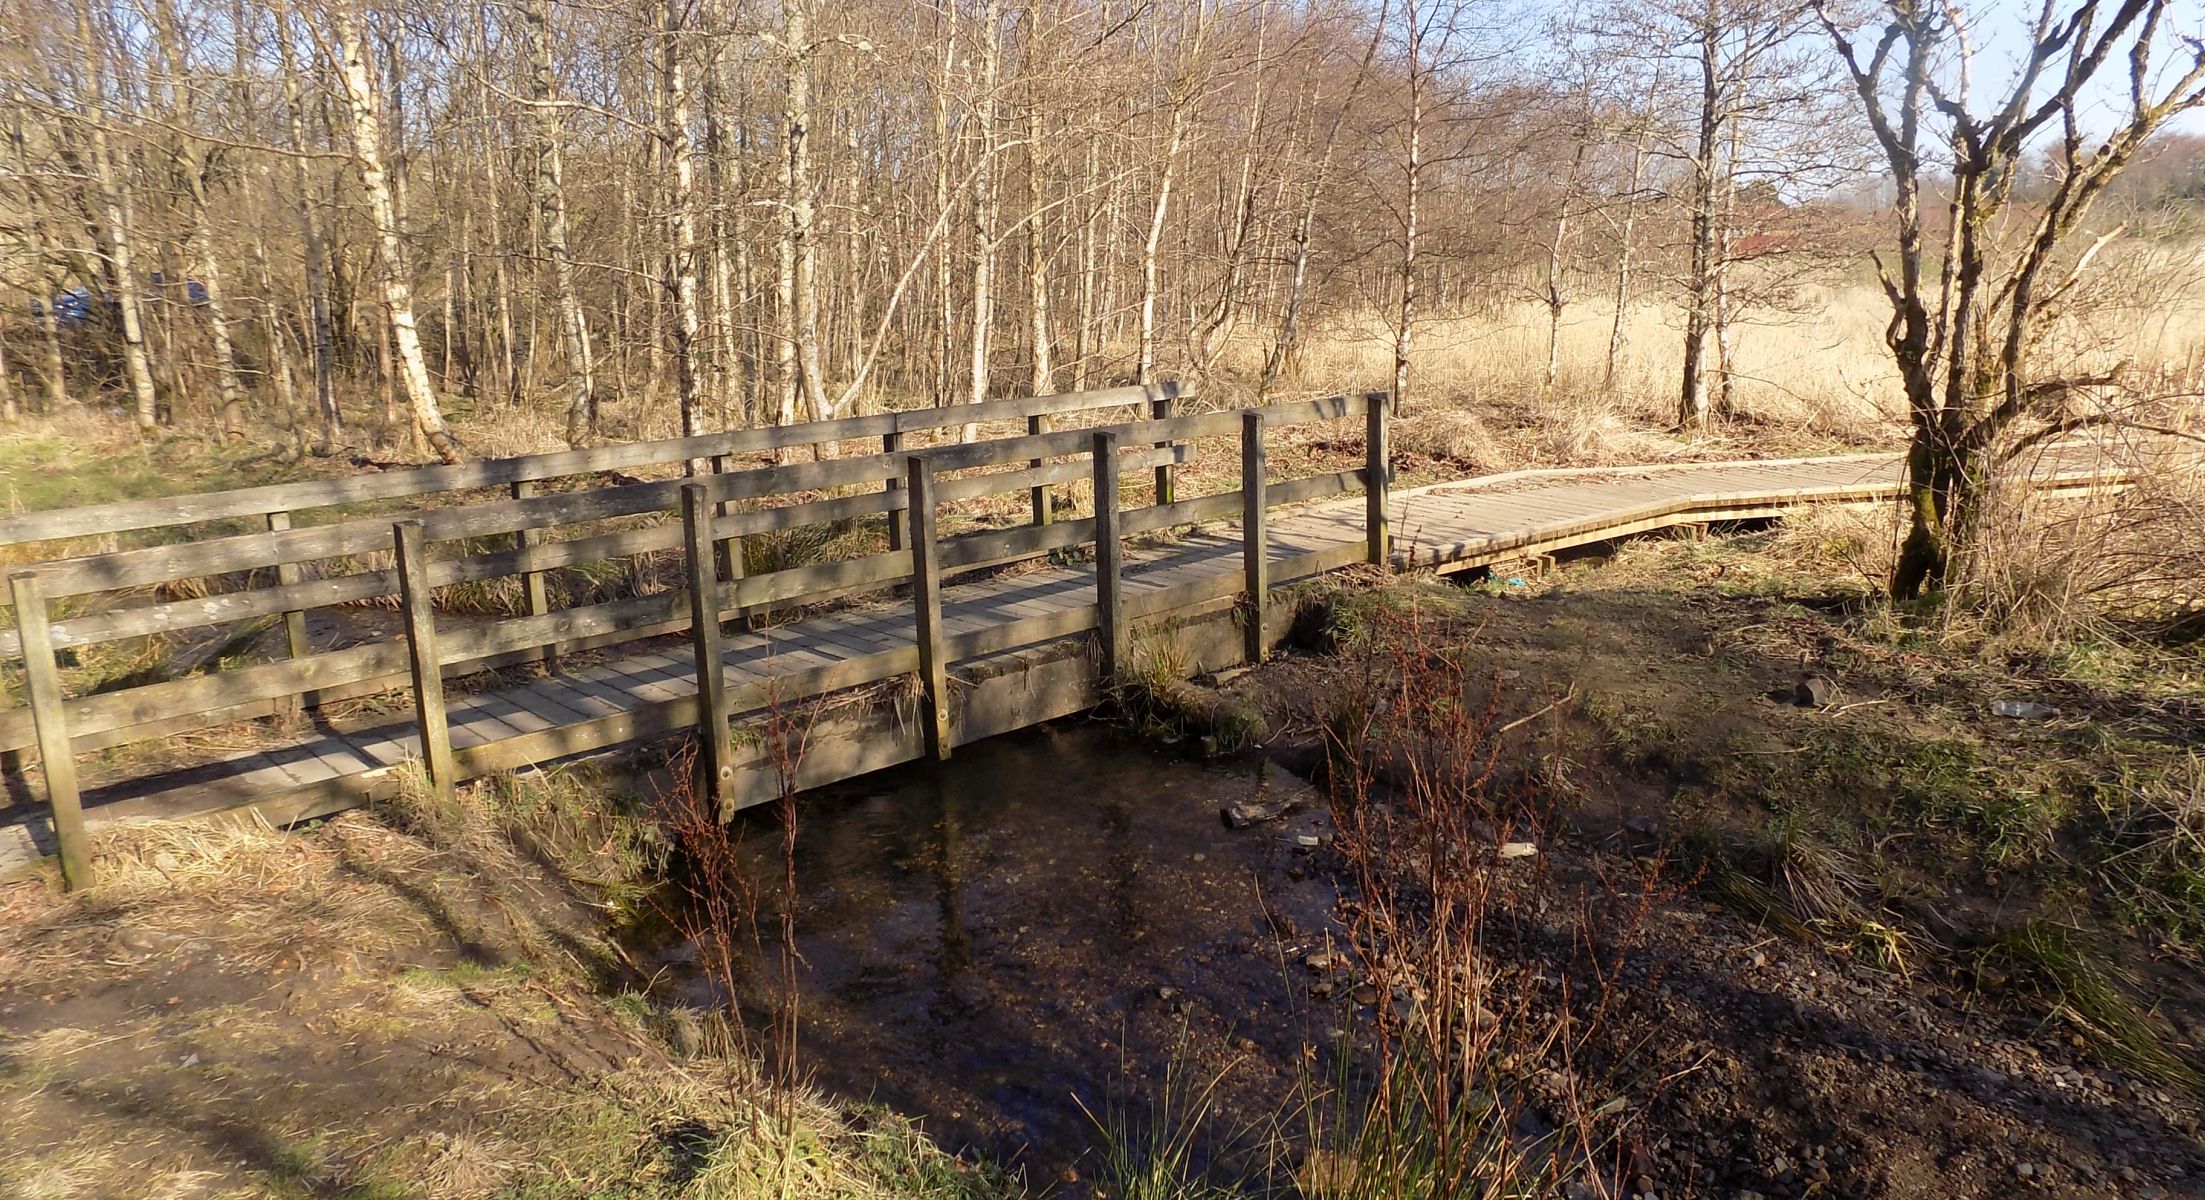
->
[1497, 686, 1578, 736]
[1827, 698, 1891, 715]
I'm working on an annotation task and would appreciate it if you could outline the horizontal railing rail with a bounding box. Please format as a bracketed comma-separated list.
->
[0, 383, 1187, 553]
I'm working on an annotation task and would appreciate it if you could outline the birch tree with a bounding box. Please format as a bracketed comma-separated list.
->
[333, 1, 463, 462]
[77, 1, 161, 431]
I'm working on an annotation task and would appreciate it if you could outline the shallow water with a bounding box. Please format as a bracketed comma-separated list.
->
[648, 722, 1350, 1182]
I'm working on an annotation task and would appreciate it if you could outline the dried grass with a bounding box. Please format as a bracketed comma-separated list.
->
[1955, 444, 2205, 649]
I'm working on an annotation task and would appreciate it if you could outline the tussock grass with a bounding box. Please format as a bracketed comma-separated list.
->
[1113, 627, 1267, 751]
[1980, 920, 2204, 1095]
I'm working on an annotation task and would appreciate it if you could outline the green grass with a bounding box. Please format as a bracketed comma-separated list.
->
[0, 429, 302, 531]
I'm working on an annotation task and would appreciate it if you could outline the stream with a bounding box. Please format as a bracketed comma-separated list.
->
[640, 722, 1353, 1184]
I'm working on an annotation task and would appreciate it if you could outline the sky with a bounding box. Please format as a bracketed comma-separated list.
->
[1513, 0, 2205, 139]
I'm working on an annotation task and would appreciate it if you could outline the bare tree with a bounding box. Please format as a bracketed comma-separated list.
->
[1817, 0, 2205, 598]
[1137, 1, 1212, 387]
[276, 0, 340, 448]
[77, 0, 161, 431]
[524, 0, 598, 446]
[332, 0, 462, 462]
[657, 0, 705, 444]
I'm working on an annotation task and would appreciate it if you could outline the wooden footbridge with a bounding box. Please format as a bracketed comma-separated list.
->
[0, 385, 2131, 885]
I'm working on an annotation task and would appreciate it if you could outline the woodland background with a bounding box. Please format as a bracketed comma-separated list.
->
[2, 0, 2203, 468]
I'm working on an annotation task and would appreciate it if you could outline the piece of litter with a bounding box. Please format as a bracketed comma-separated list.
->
[1991, 698, 2060, 719]
[1498, 841, 1538, 860]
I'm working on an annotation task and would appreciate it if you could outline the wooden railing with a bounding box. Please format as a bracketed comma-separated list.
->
[0, 385, 1189, 743]
[0, 383, 1186, 555]
[6, 386, 1392, 887]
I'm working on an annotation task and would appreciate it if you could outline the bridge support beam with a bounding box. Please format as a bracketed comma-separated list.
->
[508, 482, 560, 676]
[681, 483, 735, 813]
[1241, 411, 1269, 666]
[1150, 382, 1178, 506]
[1092, 431, 1124, 688]
[883, 431, 906, 553]
[906, 455, 951, 761]
[9, 572, 91, 890]
[709, 455, 748, 625]
[266, 510, 312, 720]
[392, 520, 457, 806]
[1366, 391, 1391, 566]
[1028, 414, 1053, 527]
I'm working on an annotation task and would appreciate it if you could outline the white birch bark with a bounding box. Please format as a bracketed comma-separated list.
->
[334, 2, 463, 462]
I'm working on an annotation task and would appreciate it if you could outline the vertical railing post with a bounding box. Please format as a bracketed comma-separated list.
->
[509, 480, 559, 675]
[710, 455, 747, 627]
[9, 573, 91, 890]
[1150, 382, 1178, 506]
[392, 520, 456, 804]
[1240, 411, 1268, 665]
[907, 454, 951, 761]
[265, 511, 311, 721]
[883, 430, 906, 552]
[1028, 412, 1053, 527]
[681, 482, 735, 812]
[1092, 431, 1123, 689]
[1365, 391, 1392, 567]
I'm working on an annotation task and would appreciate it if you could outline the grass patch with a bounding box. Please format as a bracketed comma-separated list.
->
[1978, 920, 2204, 1095]
[1115, 626, 1267, 753]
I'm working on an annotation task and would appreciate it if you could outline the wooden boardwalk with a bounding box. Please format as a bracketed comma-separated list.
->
[0, 390, 2140, 883]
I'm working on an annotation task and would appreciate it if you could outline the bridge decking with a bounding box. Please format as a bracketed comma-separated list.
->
[1, 450, 1940, 869]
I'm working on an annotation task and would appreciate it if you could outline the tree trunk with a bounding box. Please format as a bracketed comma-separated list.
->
[276, 0, 340, 448]
[1541, 129, 1591, 407]
[77, 1, 161, 432]
[1138, 99, 1189, 386]
[1678, 11, 1722, 430]
[523, 0, 597, 446]
[657, 0, 705, 445]
[931, 7, 958, 408]
[1024, 68, 1052, 398]
[1394, 0, 1425, 411]
[334, 2, 463, 463]
[787, 1, 828, 429]
[1071, 136, 1101, 391]
[964, 0, 1002, 436]
[1604, 112, 1652, 389]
